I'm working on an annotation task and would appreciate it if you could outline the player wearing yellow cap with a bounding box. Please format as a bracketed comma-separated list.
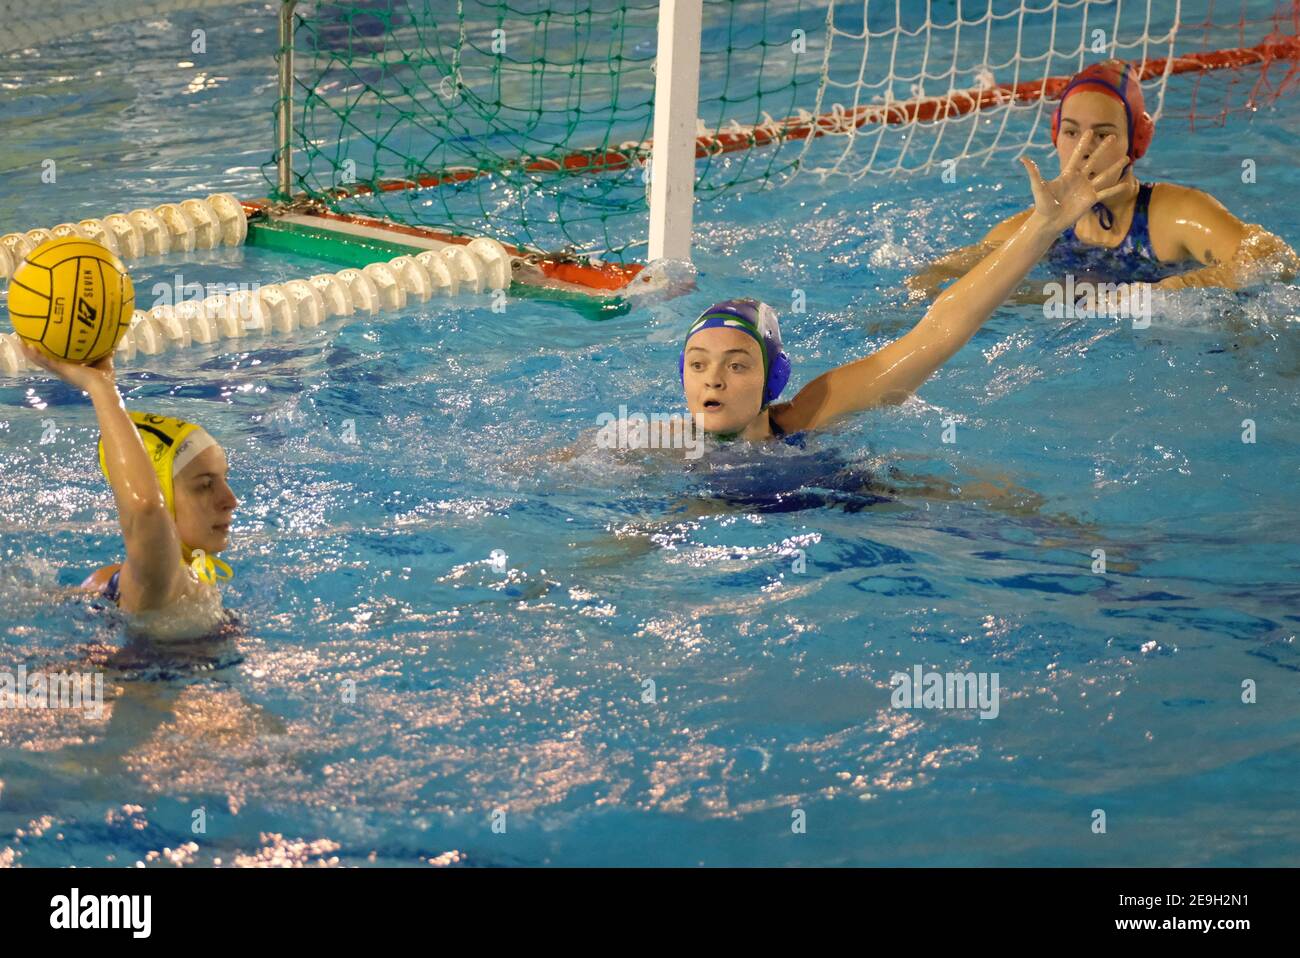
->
[19, 343, 236, 621]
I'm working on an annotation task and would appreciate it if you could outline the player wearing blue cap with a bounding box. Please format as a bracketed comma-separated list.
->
[682, 130, 1131, 440]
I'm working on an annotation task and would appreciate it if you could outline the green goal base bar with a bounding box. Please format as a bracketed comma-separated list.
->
[244, 209, 637, 322]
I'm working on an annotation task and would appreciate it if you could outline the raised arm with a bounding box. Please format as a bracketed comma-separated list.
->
[777, 132, 1127, 433]
[20, 344, 188, 609]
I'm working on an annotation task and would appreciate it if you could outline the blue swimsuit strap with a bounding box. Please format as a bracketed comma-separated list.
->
[1061, 181, 1155, 255]
[767, 411, 808, 448]
[1127, 182, 1155, 257]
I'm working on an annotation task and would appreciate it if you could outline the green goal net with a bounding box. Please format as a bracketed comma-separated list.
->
[269, 0, 1300, 270]
[270, 0, 820, 264]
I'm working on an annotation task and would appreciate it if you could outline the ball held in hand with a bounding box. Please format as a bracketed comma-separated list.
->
[7, 237, 134, 363]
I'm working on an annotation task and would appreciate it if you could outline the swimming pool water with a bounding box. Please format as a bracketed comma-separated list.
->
[1, 2, 1299, 867]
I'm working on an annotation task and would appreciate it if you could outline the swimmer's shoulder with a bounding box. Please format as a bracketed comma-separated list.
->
[1147, 182, 1243, 260]
[1147, 180, 1208, 208]
[768, 401, 814, 439]
[81, 563, 121, 593]
[982, 207, 1035, 245]
[1146, 181, 1239, 223]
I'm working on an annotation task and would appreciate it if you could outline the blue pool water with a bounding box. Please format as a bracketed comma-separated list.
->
[1, 2, 1299, 866]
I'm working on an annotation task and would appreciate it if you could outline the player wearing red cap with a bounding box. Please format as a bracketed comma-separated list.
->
[909, 59, 1296, 299]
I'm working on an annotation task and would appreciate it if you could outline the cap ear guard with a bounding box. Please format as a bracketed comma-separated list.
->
[1129, 107, 1154, 160]
[764, 350, 792, 406]
[1113, 61, 1154, 160]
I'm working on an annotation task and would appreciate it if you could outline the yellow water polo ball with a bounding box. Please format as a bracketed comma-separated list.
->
[6, 236, 134, 363]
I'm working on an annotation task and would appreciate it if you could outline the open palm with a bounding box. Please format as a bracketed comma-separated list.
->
[1021, 130, 1130, 234]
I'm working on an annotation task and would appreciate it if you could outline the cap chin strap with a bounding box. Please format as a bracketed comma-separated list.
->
[184, 547, 233, 585]
[1089, 165, 1136, 231]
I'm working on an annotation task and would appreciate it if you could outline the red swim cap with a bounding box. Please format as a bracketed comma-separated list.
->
[1051, 59, 1154, 161]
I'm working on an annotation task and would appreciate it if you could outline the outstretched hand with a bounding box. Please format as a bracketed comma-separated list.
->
[1020, 130, 1130, 234]
[18, 340, 116, 392]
